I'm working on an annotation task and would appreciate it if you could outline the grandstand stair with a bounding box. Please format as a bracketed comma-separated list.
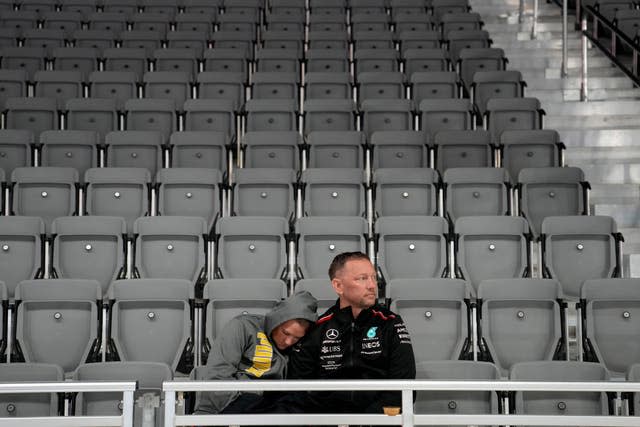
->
[470, 0, 640, 279]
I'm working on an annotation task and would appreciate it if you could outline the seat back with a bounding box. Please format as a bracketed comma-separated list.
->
[52, 216, 126, 296]
[302, 168, 366, 217]
[455, 216, 530, 293]
[108, 279, 193, 373]
[242, 131, 301, 169]
[444, 167, 510, 222]
[478, 279, 564, 376]
[0, 363, 63, 417]
[581, 278, 640, 377]
[306, 131, 365, 169]
[371, 131, 429, 169]
[216, 217, 289, 279]
[133, 216, 207, 284]
[390, 278, 471, 361]
[0, 129, 33, 187]
[232, 168, 296, 218]
[373, 168, 439, 217]
[500, 129, 562, 181]
[434, 130, 493, 174]
[169, 131, 228, 171]
[376, 216, 449, 286]
[0, 216, 44, 298]
[295, 217, 368, 279]
[39, 130, 99, 180]
[542, 216, 618, 300]
[14, 279, 101, 374]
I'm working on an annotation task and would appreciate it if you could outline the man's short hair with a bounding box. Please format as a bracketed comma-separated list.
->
[328, 251, 370, 279]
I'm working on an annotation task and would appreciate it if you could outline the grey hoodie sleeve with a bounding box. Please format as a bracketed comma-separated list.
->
[195, 317, 254, 414]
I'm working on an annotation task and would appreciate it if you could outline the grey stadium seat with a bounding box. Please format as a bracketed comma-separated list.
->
[244, 99, 298, 132]
[124, 98, 177, 142]
[446, 30, 491, 62]
[119, 30, 163, 57]
[107, 279, 193, 373]
[72, 29, 116, 51]
[153, 48, 199, 77]
[0, 69, 28, 107]
[242, 131, 302, 169]
[457, 47, 506, 92]
[196, 72, 246, 111]
[14, 279, 101, 374]
[203, 278, 285, 345]
[511, 361, 609, 418]
[215, 217, 289, 279]
[419, 98, 474, 140]
[304, 49, 350, 74]
[414, 360, 500, 417]
[485, 97, 543, 143]
[169, 131, 229, 171]
[372, 168, 439, 217]
[39, 130, 100, 180]
[306, 131, 365, 169]
[541, 215, 621, 300]
[410, 71, 459, 105]
[356, 72, 406, 106]
[301, 168, 366, 217]
[133, 216, 207, 285]
[471, 70, 524, 115]
[231, 168, 296, 219]
[254, 48, 301, 77]
[581, 278, 640, 377]
[65, 98, 119, 141]
[434, 130, 494, 174]
[51, 47, 99, 78]
[5, 97, 58, 138]
[0, 47, 45, 81]
[51, 216, 126, 296]
[0, 129, 33, 178]
[252, 72, 299, 101]
[142, 71, 193, 109]
[74, 361, 172, 427]
[88, 71, 138, 111]
[500, 129, 564, 182]
[203, 48, 250, 82]
[361, 99, 415, 138]
[397, 31, 441, 53]
[103, 48, 149, 80]
[443, 167, 511, 223]
[156, 168, 222, 232]
[403, 49, 450, 78]
[105, 130, 165, 177]
[303, 99, 357, 135]
[371, 130, 429, 169]
[294, 278, 336, 313]
[518, 167, 588, 238]
[84, 167, 151, 235]
[0, 216, 44, 299]
[352, 30, 395, 50]
[11, 167, 78, 233]
[389, 278, 472, 361]
[440, 12, 483, 36]
[376, 216, 450, 284]
[455, 216, 531, 294]
[295, 216, 368, 279]
[353, 48, 400, 74]
[477, 278, 565, 376]
[303, 72, 352, 100]
[0, 363, 63, 417]
[183, 99, 237, 137]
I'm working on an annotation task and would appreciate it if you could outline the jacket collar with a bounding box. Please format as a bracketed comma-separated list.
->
[330, 300, 378, 325]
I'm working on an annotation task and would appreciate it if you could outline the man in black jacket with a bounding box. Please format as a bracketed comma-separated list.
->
[287, 251, 416, 413]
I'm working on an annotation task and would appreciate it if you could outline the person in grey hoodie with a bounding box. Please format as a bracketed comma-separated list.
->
[194, 291, 318, 414]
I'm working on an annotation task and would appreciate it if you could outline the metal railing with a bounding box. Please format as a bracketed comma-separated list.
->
[0, 381, 137, 427]
[164, 379, 640, 427]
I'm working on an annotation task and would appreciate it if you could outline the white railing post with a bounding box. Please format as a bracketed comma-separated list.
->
[401, 389, 414, 427]
[580, 15, 589, 101]
[122, 389, 135, 427]
[562, 0, 569, 77]
[531, 0, 539, 39]
[164, 389, 176, 427]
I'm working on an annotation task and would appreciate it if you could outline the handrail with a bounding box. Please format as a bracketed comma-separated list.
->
[163, 379, 640, 427]
[580, 5, 640, 92]
[0, 381, 137, 427]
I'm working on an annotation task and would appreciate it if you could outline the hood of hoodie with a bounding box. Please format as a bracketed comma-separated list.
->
[265, 290, 318, 336]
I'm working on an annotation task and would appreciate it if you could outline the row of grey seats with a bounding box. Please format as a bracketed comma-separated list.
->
[0, 128, 563, 178]
[0, 213, 623, 301]
[3, 359, 638, 423]
[0, 96, 544, 142]
[0, 162, 586, 231]
[0, 276, 637, 380]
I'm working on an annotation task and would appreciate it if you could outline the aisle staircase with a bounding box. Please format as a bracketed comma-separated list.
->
[471, 0, 640, 277]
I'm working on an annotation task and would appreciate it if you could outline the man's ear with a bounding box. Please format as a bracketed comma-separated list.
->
[331, 277, 342, 296]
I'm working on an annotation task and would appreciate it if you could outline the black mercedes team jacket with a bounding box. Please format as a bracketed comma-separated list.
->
[287, 301, 416, 413]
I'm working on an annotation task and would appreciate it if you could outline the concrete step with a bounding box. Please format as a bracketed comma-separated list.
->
[493, 37, 584, 50]
[544, 99, 640, 115]
[525, 76, 634, 90]
[590, 183, 640, 205]
[528, 87, 640, 101]
[563, 163, 640, 184]
[558, 129, 640, 147]
[508, 55, 612, 70]
[594, 203, 640, 228]
[566, 146, 640, 162]
[545, 114, 640, 130]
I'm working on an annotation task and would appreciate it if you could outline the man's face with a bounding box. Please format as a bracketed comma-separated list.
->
[271, 319, 309, 351]
[332, 258, 378, 312]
